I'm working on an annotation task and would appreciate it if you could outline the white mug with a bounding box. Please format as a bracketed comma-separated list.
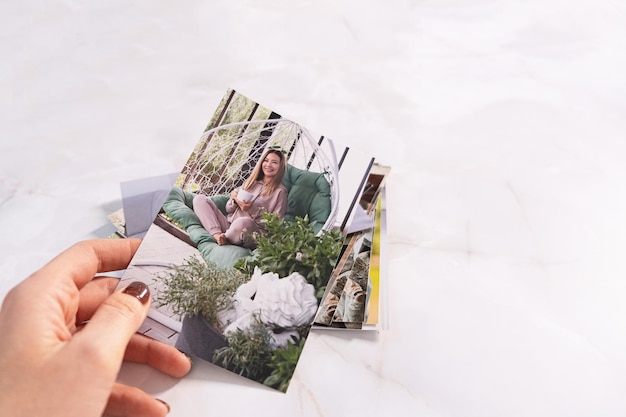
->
[237, 189, 254, 202]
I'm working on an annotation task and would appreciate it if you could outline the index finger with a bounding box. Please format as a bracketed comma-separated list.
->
[31, 238, 142, 289]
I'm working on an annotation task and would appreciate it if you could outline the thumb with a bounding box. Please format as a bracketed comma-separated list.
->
[71, 281, 150, 375]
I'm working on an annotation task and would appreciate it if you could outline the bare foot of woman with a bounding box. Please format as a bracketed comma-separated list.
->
[213, 233, 228, 245]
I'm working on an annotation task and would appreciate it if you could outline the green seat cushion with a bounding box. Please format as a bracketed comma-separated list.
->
[162, 187, 251, 268]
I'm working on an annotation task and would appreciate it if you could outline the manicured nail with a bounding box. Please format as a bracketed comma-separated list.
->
[156, 398, 170, 414]
[122, 281, 150, 304]
[177, 348, 193, 366]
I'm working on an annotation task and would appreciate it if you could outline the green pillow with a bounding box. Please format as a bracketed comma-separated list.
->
[282, 164, 331, 233]
[161, 187, 251, 268]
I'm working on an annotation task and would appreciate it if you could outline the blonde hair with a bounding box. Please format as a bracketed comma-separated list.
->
[242, 149, 286, 196]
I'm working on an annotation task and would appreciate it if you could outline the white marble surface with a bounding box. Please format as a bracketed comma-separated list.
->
[2, 0, 626, 416]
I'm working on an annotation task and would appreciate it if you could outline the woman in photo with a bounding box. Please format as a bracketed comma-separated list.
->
[193, 148, 288, 249]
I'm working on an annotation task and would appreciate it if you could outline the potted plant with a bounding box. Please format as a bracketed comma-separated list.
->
[156, 256, 248, 361]
[158, 213, 343, 390]
[214, 213, 343, 391]
[235, 213, 343, 299]
[212, 318, 308, 393]
[212, 319, 274, 381]
[263, 334, 306, 392]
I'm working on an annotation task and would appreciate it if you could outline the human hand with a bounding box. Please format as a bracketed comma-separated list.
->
[0, 239, 192, 417]
[237, 199, 252, 212]
[230, 188, 239, 201]
[231, 189, 252, 211]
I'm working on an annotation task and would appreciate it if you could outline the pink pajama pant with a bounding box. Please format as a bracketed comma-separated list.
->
[192, 195, 260, 249]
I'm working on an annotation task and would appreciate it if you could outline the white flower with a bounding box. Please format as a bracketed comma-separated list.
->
[255, 271, 317, 329]
[222, 267, 318, 346]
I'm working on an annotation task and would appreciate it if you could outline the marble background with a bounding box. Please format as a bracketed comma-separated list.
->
[2, 0, 626, 416]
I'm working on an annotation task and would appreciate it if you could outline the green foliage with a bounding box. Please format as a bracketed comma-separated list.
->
[212, 320, 274, 380]
[263, 336, 306, 393]
[156, 257, 248, 331]
[213, 321, 308, 390]
[236, 213, 343, 298]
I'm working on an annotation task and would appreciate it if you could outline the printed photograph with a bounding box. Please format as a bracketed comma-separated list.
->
[313, 165, 389, 330]
[116, 89, 375, 392]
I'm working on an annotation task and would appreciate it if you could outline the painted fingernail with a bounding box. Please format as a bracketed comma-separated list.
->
[156, 398, 170, 414]
[177, 348, 194, 366]
[122, 281, 150, 304]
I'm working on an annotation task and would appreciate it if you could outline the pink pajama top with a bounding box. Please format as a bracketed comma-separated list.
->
[225, 181, 288, 232]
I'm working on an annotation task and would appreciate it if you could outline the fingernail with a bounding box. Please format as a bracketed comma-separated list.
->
[156, 398, 170, 414]
[122, 281, 150, 304]
[177, 348, 193, 366]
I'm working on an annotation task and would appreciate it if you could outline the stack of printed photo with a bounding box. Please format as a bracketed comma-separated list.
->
[108, 89, 389, 393]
